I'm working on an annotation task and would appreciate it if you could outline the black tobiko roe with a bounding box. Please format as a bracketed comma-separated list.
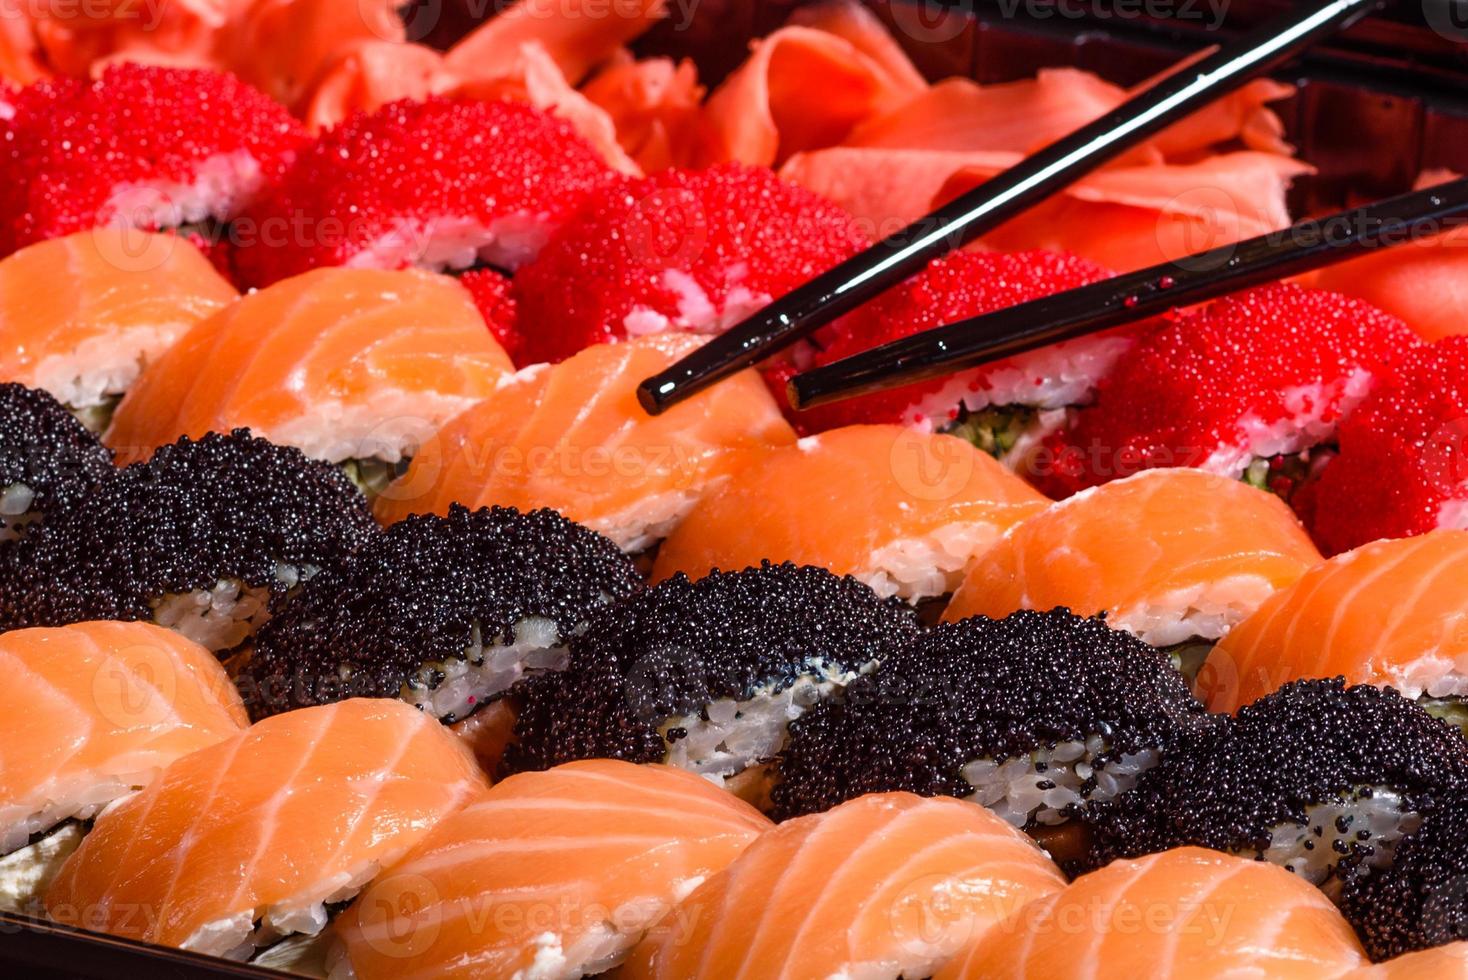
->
[0, 382, 114, 543]
[238, 504, 643, 722]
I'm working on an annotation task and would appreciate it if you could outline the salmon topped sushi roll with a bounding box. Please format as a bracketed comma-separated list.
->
[946, 468, 1322, 679]
[652, 425, 1048, 602]
[0, 430, 376, 655]
[1039, 284, 1417, 500]
[376, 334, 797, 552]
[939, 847, 1368, 980]
[1091, 679, 1468, 892]
[1203, 531, 1468, 718]
[1351, 945, 1468, 978]
[331, 760, 772, 980]
[104, 267, 513, 493]
[624, 792, 1066, 980]
[775, 610, 1209, 867]
[45, 699, 488, 962]
[505, 563, 919, 804]
[238, 505, 641, 723]
[233, 98, 614, 288]
[0, 384, 112, 547]
[0, 622, 246, 912]
[0, 228, 238, 431]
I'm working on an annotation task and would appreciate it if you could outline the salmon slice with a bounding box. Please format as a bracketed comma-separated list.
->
[701, 0, 924, 166]
[1350, 943, 1468, 978]
[45, 699, 488, 957]
[652, 424, 1049, 601]
[1203, 530, 1468, 713]
[104, 267, 512, 468]
[331, 759, 772, 980]
[0, 621, 247, 855]
[623, 792, 1065, 980]
[945, 469, 1322, 647]
[374, 334, 797, 551]
[0, 228, 237, 425]
[939, 847, 1367, 979]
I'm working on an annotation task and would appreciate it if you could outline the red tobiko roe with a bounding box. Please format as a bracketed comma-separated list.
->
[1300, 336, 1468, 556]
[232, 98, 616, 289]
[774, 249, 1115, 435]
[1036, 283, 1420, 499]
[508, 163, 870, 366]
[0, 64, 306, 259]
[459, 268, 520, 363]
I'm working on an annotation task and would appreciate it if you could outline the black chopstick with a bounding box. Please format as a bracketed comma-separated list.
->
[635, 0, 1384, 415]
[787, 176, 1468, 409]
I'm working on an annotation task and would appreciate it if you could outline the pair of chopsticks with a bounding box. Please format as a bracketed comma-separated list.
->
[637, 0, 1389, 416]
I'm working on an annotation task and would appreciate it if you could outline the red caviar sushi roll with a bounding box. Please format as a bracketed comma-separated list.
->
[780, 250, 1127, 465]
[0, 65, 306, 260]
[232, 98, 615, 289]
[458, 267, 520, 362]
[1039, 284, 1418, 499]
[510, 163, 869, 365]
[1300, 336, 1468, 555]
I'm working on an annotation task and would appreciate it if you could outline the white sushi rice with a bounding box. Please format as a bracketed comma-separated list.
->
[36, 326, 177, 431]
[0, 822, 84, 915]
[1438, 497, 1468, 532]
[1258, 786, 1420, 890]
[102, 150, 266, 232]
[150, 564, 310, 654]
[621, 266, 770, 338]
[187, 861, 385, 960]
[590, 486, 707, 554]
[862, 521, 1005, 601]
[403, 616, 566, 723]
[269, 392, 474, 468]
[662, 659, 870, 788]
[0, 482, 37, 542]
[344, 213, 554, 274]
[1109, 577, 1279, 647]
[905, 332, 1135, 425]
[0, 773, 156, 856]
[961, 736, 1160, 829]
[1205, 374, 1375, 479]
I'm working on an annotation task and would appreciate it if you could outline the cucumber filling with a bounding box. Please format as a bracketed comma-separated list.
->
[1156, 638, 1214, 688]
[68, 394, 122, 436]
[1420, 695, 1468, 736]
[1242, 447, 1334, 503]
[340, 456, 412, 500]
[941, 404, 1041, 459]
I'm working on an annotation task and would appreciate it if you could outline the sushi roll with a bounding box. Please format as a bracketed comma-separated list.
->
[458, 266, 520, 363]
[773, 610, 1210, 866]
[103, 267, 514, 490]
[937, 847, 1369, 979]
[509, 163, 869, 365]
[1039, 284, 1417, 499]
[0, 622, 247, 913]
[623, 793, 1066, 980]
[237, 504, 642, 723]
[0, 430, 377, 656]
[0, 64, 307, 259]
[944, 468, 1322, 680]
[503, 562, 921, 802]
[1338, 791, 1468, 961]
[0, 228, 238, 431]
[1203, 530, 1468, 720]
[375, 334, 797, 553]
[331, 760, 771, 980]
[44, 699, 488, 961]
[652, 424, 1048, 602]
[0, 383, 112, 545]
[1351, 945, 1468, 978]
[232, 98, 615, 288]
[1300, 336, 1468, 555]
[778, 250, 1127, 468]
[1089, 679, 1468, 891]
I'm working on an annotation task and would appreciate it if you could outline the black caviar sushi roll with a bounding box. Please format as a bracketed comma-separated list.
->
[1338, 790, 1468, 960]
[1090, 678, 1468, 891]
[772, 610, 1209, 863]
[237, 504, 642, 724]
[0, 383, 112, 545]
[503, 562, 921, 802]
[0, 429, 375, 655]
